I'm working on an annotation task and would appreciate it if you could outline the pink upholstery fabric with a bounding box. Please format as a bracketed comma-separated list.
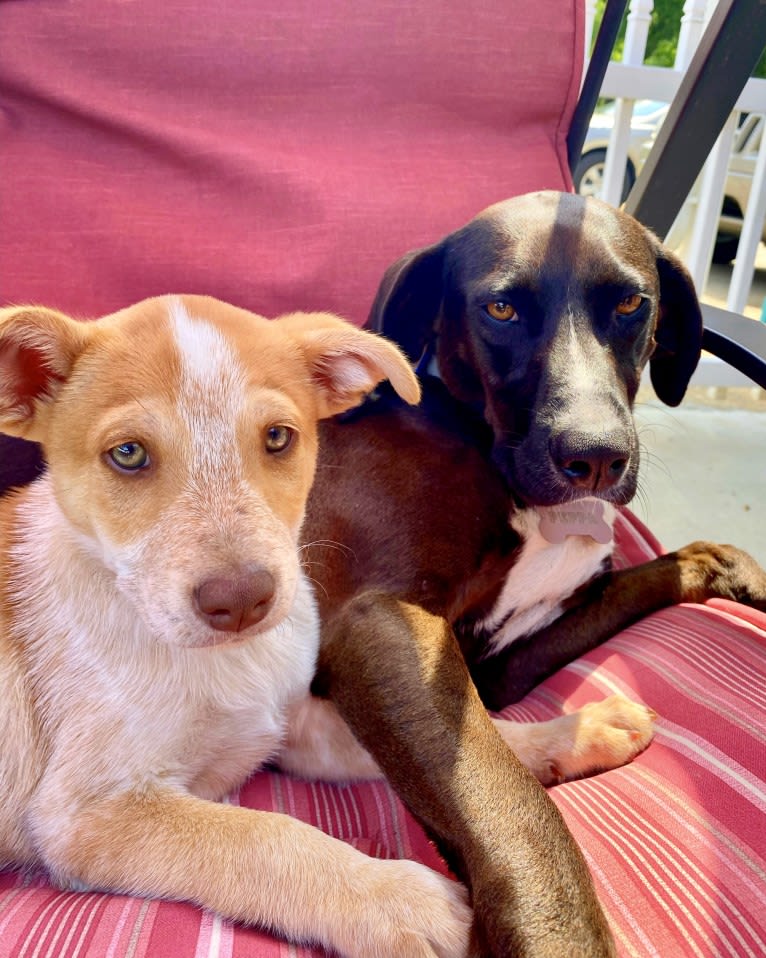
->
[0, 0, 579, 322]
[2, 2, 765, 957]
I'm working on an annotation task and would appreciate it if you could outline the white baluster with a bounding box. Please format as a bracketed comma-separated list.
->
[704, 0, 719, 24]
[675, 0, 710, 69]
[728, 120, 766, 314]
[684, 111, 739, 293]
[601, 0, 653, 207]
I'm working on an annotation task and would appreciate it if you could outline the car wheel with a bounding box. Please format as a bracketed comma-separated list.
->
[712, 234, 740, 265]
[712, 197, 742, 264]
[573, 149, 635, 203]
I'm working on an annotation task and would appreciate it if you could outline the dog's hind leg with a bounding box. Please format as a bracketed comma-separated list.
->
[473, 541, 766, 709]
[280, 691, 656, 790]
[493, 696, 656, 786]
[316, 590, 617, 958]
[30, 785, 471, 958]
[279, 695, 382, 780]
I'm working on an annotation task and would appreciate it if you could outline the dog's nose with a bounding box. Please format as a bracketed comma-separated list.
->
[194, 568, 276, 632]
[551, 431, 630, 493]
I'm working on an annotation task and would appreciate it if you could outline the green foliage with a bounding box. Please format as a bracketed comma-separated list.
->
[646, 0, 685, 66]
[592, 0, 766, 76]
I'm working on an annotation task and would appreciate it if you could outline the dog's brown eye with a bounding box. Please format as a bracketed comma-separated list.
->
[486, 301, 517, 322]
[616, 294, 644, 316]
[265, 425, 294, 454]
[108, 442, 149, 472]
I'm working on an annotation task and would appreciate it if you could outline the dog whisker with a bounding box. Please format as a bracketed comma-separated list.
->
[302, 574, 330, 601]
[300, 539, 356, 559]
[631, 477, 651, 523]
[637, 439, 672, 482]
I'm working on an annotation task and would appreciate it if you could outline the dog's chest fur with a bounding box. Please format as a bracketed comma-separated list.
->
[477, 505, 616, 653]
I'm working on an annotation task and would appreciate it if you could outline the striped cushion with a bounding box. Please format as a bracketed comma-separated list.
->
[2, 509, 764, 957]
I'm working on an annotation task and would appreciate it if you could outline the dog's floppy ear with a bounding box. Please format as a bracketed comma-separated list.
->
[649, 246, 703, 407]
[0, 306, 90, 442]
[282, 311, 421, 418]
[366, 244, 445, 364]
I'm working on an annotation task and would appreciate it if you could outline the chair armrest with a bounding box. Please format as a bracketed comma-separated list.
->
[700, 305, 766, 389]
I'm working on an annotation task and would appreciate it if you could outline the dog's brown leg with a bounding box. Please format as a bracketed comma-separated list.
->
[474, 542, 766, 708]
[318, 591, 616, 958]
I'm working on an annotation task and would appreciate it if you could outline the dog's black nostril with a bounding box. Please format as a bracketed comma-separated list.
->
[562, 459, 593, 481]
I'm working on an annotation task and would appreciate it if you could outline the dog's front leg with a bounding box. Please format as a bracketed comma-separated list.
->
[473, 541, 766, 709]
[317, 591, 616, 958]
[30, 785, 471, 958]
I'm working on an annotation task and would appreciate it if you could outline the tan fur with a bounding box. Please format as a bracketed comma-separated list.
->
[0, 295, 471, 958]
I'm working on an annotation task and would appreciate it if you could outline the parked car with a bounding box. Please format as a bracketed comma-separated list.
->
[573, 99, 667, 202]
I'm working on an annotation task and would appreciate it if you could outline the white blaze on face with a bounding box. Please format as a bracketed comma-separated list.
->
[169, 298, 248, 483]
[564, 309, 598, 398]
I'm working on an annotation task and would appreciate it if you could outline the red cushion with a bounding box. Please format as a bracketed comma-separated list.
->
[547, 603, 766, 957]
[0, 0, 580, 322]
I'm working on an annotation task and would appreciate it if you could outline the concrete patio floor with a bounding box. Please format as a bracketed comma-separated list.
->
[632, 387, 765, 567]
[630, 244, 765, 567]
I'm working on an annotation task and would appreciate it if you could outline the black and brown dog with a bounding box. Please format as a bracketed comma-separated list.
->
[303, 192, 766, 956]
[3, 192, 765, 957]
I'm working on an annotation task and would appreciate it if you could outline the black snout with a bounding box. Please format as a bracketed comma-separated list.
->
[194, 567, 276, 632]
[550, 430, 631, 493]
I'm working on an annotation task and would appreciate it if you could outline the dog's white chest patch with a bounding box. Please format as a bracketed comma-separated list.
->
[478, 502, 616, 653]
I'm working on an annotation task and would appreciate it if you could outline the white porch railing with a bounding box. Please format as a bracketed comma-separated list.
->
[583, 0, 766, 387]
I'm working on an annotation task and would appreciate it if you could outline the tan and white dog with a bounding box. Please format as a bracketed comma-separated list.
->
[0, 295, 474, 958]
[0, 295, 653, 957]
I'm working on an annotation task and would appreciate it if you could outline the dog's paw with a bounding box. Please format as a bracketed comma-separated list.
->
[494, 694, 656, 786]
[674, 541, 766, 610]
[552, 695, 657, 783]
[341, 858, 472, 958]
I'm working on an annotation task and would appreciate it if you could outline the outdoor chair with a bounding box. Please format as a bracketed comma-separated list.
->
[0, 1, 764, 955]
